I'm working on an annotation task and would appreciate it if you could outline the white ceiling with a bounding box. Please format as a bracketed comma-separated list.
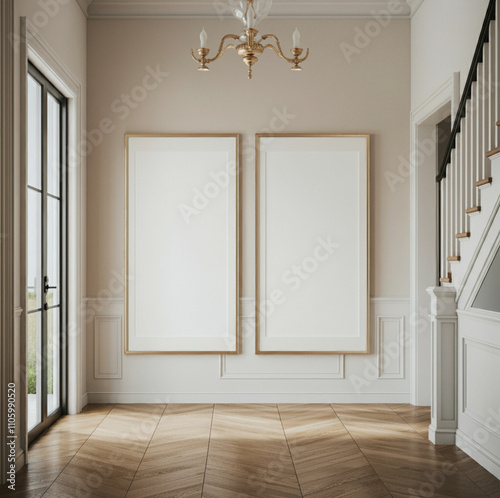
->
[83, 0, 424, 19]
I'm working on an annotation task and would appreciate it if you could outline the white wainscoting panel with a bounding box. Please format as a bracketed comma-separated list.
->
[94, 315, 122, 379]
[463, 338, 500, 429]
[84, 297, 411, 404]
[457, 309, 500, 479]
[221, 354, 345, 379]
[376, 316, 405, 379]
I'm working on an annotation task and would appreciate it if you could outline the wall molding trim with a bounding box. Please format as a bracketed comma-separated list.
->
[0, 0, 15, 485]
[86, 391, 411, 404]
[219, 354, 345, 380]
[371, 297, 410, 303]
[76, 0, 92, 17]
[376, 316, 405, 379]
[456, 430, 500, 480]
[406, 0, 424, 18]
[457, 308, 500, 325]
[87, 0, 412, 20]
[94, 316, 123, 379]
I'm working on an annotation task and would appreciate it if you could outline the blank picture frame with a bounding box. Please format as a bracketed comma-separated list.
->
[125, 134, 239, 354]
[256, 134, 370, 354]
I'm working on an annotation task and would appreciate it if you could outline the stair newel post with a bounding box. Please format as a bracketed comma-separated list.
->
[427, 287, 458, 445]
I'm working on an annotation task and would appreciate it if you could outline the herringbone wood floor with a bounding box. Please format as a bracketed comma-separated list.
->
[2, 404, 499, 497]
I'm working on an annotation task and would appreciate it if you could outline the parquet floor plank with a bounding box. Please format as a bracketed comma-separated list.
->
[0, 403, 498, 497]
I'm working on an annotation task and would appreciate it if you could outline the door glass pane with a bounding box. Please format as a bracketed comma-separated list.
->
[47, 308, 60, 416]
[27, 312, 42, 431]
[47, 197, 60, 306]
[47, 94, 60, 198]
[27, 75, 42, 190]
[27, 189, 42, 311]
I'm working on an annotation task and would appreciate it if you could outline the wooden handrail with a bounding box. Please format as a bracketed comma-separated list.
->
[436, 0, 496, 182]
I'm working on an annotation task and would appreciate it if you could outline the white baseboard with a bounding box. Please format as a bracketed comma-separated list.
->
[86, 392, 411, 404]
[15, 450, 25, 472]
[428, 425, 456, 445]
[81, 392, 88, 410]
[456, 430, 500, 480]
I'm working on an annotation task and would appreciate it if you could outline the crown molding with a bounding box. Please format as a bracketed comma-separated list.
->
[87, 1, 412, 20]
[406, 0, 424, 18]
[76, 0, 93, 17]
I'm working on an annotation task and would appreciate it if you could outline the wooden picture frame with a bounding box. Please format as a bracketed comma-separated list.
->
[256, 134, 370, 354]
[125, 134, 239, 354]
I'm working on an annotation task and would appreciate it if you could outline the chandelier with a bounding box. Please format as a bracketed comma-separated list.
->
[191, 0, 309, 79]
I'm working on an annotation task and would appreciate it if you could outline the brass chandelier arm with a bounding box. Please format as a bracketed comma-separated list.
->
[262, 34, 310, 64]
[261, 34, 293, 63]
[191, 34, 241, 64]
[207, 33, 241, 63]
[262, 43, 291, 63]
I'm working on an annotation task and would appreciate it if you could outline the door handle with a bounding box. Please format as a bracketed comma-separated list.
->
[44, 276, 57, 294]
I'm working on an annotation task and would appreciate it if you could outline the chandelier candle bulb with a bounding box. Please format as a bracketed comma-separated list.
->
[247, 12, 255, 29]
[293, 28, 300, 49]
[200, 28, 207, 49]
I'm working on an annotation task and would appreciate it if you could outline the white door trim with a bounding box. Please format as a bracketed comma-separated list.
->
[410, 74, 460, 405]
[21, 18, 86, 416]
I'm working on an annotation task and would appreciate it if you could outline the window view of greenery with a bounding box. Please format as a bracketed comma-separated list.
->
[27, 292, 55, 395]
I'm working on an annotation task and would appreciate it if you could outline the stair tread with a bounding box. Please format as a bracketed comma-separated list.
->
[465, 206, 481, 214]
[476, 177, 492, 187]
[486, 146, 500, 157]
[456, 232, 471, 239]
[447, 256, 461, 262]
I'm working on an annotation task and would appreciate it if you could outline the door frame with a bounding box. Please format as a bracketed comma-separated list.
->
[410, 73, 460, 406]
[19, 18, 86, 451]
[26, 62, 68, 444]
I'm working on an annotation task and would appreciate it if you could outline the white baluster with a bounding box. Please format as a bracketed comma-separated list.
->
[488, 19, 497, 175]
[448, 152, 455, 274]
[451, 146, 458, 259]
[455, 132, 462, 242]
[439, 178, 449, 278]
[481, 43, 490, 181]
[464, 100, 472, 232]
[475, 72, 483, 201]
[460, 116, 468, 234]
[469, 83, 478, 209]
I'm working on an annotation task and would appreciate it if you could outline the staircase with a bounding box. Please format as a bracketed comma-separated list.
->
[438, 0, 500, 303]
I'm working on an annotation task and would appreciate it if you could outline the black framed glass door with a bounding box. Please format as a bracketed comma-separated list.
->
[27, 63, 67, 443]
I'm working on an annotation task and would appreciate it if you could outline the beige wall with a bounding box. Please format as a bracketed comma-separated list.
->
[12, 0, 87, 467]
[411, 0, 489, 110]
[85, 18, 412, 401]
[87, 18, 411, 299]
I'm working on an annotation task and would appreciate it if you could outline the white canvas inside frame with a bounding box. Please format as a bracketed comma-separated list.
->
[256, 135, 369, 353]
[126, 135, 239, 353]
